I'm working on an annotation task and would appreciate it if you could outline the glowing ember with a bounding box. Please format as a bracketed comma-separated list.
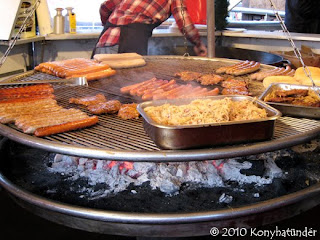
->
[49, 151, 285, 198]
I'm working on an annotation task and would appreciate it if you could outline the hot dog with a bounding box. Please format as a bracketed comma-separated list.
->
[34, 116, 99, 137]
[196, 87, 220, 97]
[129, 78, 158, 96]
[0, 84, 53, 96]
[120, 78, 156, 94]
[152, 85, 186, 100]
[137, 80, 169, 97]
[135, 79, 167, 96]
[0, 95, 55, 104]
[166, 85, 194, 99]
[141, 80, 177, 100]
[69, 68, 116, 81]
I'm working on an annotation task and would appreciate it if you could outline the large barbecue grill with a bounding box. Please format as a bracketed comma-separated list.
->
[1, 56, 320, 238]
[0, 57, 319, 161]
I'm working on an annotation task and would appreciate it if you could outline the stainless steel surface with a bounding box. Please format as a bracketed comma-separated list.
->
[0, 56, 319, 161]
[1, 169, 320, 237]
[207, 0, 215, 58]
[138, 96, 281, 150]
[259, 83, 320, 119]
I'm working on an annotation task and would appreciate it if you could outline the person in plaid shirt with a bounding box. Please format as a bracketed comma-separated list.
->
[93, 0, 207, 56]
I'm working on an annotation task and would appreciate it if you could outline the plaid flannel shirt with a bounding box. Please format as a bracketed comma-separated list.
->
[97, 0, 201, 48]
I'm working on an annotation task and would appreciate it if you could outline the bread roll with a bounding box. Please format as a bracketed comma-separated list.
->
[294, 66, 320, 86]
[263, 76, 299, 88]
[101, 58, 146, 69]
[94, 53, 143, 62]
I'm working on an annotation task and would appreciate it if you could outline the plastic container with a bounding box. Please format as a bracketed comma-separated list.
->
[53, 8, 65, 34]
[65, 7, 76, 34]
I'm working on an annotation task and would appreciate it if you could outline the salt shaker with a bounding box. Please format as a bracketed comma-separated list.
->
[53, 8, 65, 34]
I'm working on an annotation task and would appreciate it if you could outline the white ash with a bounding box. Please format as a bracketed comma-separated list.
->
[49, 151, 286, 197]
[219, 193, 233, 204]
[253, 193, 260, 198]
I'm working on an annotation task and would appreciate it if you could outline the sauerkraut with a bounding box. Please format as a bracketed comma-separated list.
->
[144, 98, 268, 126]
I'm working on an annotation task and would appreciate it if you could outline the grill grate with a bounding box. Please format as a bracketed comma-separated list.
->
[1, 56, 320, 161]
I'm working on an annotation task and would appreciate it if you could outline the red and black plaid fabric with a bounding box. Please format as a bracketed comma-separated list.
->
[97, 0, 201, 48]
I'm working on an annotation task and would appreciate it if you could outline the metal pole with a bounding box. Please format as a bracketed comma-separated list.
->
[207, 0, 215, 58]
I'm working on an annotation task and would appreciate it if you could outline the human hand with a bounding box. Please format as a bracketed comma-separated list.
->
[193, 43, 207, 57]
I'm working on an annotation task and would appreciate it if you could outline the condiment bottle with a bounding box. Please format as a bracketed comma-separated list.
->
[65, 7, 76, 34]
[53, 8, 65, 34]
[69, 10, 77, 34]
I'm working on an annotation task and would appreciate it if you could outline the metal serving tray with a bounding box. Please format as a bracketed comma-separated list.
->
[259, 83, 320, 119]
[138, 96, 282, 150]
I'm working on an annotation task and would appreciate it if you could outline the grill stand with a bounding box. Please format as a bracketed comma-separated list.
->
[1, 137, 320, 237]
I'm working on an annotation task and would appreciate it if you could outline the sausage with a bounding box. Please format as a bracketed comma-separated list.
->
[250, 67, 281, 80]
[227, 61, 255, 74]
[0, 99, 57, 111]
[69, 68, 116, 81]
[216, 60, 250, 74]
[0, 84, 54, 95]
[166, 85, 194, 99]
[184, 88, 209, 98]
[120, 78, 156, 94]
[0, 95, 55, 104]
[278, 66, 292, 75]
[135, 80, 167, 96]
[197, 87, 220, 97]
[138, 80, 169, 96]
[226, 61, 253, 74]
[141, 80, 177, 100]
[0, 91, 55, 100]
[286, 69, 296, 77]
[64, 64, 112, 78]
[34, 116, 99, 137]
[21, 111, 90, 133]
[175, 86, 202, 99]
[35, 58, 110, 78]
[152, 85, 186, 100]
[256, 66, 291, 81]
[0, 90, 54, 99]
[129, 78, 158, 96]
[232, 62, 260, 76]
